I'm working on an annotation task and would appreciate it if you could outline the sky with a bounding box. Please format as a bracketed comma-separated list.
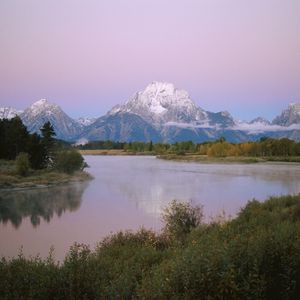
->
[0, 0, 299, 121]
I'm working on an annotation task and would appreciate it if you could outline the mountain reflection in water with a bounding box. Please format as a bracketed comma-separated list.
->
[0, 182, 89, 228]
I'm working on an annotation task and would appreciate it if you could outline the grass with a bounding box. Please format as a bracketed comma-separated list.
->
[1, 194, 300, 299]
[0, 159, 92, 190]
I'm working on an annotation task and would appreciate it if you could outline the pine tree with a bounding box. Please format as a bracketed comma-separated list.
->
[40, 122, 56, 167]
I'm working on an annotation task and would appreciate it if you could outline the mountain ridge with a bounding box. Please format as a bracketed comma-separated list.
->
[1, 82, 299, 142]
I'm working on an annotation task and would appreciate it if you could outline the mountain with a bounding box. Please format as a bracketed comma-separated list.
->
[108, 82, 235, 128]
[80, 112, 161, 142]
[20, 99, 82, 141]
[89, 81, 237, 142]
[1, 83, 300, 143]
[81, 83, 300, 142]
[0, 107, 22, 119]
[249, 117, 271, 125]
[108, 82, 209, 126]
[272, 103, 300, 126]
[77, 117, 97, 126]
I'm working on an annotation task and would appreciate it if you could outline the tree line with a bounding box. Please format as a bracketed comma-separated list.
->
[0, 117, 57, 169]
[76, 137, 300, 157]
[0, 117, 84, 174]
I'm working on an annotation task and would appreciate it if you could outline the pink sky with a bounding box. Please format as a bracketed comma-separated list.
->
[0, 0, 299, 121]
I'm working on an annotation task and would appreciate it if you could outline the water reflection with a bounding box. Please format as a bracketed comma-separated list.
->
[0, 182, 89, 228]
[85, 156, 300, 219]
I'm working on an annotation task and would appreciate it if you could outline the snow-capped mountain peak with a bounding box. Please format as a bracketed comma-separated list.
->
[0, 107, 23, 119]
[249, 117, 271, 125]
[140, 81, 194, 108]
[289, 103, 300, 114]
[108, 81, 208, 125]
[77, 117, 97, 126]
[28, 99, 59, 117]
[20, 99, 82, 140]
[272, 102, 300, 126]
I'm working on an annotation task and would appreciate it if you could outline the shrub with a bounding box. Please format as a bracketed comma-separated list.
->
[162, 200, 203, 244]
[54, 150, 85, 174]
[15, 152, 30, 176]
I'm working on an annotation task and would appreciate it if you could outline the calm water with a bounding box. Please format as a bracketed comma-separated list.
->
[1, 156, 300, 260]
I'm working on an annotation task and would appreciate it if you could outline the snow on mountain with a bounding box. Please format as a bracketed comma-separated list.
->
[2, 90, 300, 143]
[20, 99, 82, 141]
[77, 117, 97, 126]
[232, 111, 300, 135]
[0, 107, 23, 119]
[249, 117, 271, 125]
[272, 103, 300, 126]
[108, 82, 209, 126]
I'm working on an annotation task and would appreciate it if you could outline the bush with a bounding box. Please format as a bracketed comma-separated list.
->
[162, 200, 203, 244]
[15, 152, 30, 176]
[54, 150, 85, 174]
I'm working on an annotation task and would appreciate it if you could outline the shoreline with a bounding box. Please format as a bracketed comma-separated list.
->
[0, 170, 93, 191]
[80, 150, 300, 164]
[79, 149, 155, 156]
[157, 154, 300, 164]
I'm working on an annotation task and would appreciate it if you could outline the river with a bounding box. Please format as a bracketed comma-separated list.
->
[1, 156, 300, 260]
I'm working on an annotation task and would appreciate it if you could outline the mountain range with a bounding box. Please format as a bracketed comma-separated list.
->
[1, 82, 300, 143]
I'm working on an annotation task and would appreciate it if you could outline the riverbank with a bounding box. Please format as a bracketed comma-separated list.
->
[79, 149, 300, 163]
[79, 149, 154, 156]
[157, 154, 300, 163]
[0, 160, 93, 190]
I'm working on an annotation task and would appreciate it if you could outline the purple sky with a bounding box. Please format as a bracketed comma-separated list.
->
[0, 0, 299, 121]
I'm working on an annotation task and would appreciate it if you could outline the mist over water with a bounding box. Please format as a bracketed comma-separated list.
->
[1, 156, 300, 260]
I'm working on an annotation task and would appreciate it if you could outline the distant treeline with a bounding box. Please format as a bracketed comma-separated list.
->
[76, 137, 300, 157]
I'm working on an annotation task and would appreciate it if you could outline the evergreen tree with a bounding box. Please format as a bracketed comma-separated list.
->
[0, 117, 29, 160]
[27, 133, 46, 169]
[40, 122, 56, 167]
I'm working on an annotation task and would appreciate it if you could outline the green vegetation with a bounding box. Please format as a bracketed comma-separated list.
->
[15, 153, 30, 176]
[54, 150, 85, 174]
[1, 195, 300, 299]
[162, 200, 203, 245]
[75, 137, 300, 162]
[0, 117, 90, 189]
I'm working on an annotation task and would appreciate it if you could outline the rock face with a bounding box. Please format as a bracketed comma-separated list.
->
[19, 99, 82, 141]
[77, 117, 97, 126]
[249, 117, 271, 125]
[1, 83, 300, 142]
[80, 112, 161, 142]
[272, 103, 300, 126]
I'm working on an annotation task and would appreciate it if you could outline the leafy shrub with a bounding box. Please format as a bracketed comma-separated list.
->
[15, 152, 30, 176]
[162, 200, 203, 244]
[54, 150, 85, 174]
